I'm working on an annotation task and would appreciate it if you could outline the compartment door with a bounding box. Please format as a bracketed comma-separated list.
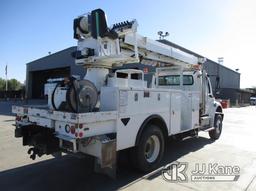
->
[191, 92, 200, 128]
[170, 92, 181, 135]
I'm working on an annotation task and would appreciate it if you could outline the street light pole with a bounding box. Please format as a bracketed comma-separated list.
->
[5, 64, 8, 91]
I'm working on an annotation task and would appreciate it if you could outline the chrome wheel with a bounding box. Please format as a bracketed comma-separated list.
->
[215, 118, 222, 135]
[130, 124, 165, 172]
[144, 135, 160, 163]
[209, 114, 223, 140]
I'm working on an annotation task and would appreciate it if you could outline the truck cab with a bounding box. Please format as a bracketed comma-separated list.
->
[155, 65, 223, 129]
[155, 65, 218, 111]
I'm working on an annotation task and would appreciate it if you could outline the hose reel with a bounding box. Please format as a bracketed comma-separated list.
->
[51, 77, 98, 113]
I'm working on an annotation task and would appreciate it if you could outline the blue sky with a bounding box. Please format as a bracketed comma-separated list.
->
[1, 0, 255, 88]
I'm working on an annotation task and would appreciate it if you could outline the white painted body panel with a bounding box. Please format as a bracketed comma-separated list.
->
[116, 88, 171, 150]
[170, 92, 181, 134]
[29, 116, 54, 128]
[12, 86, 203, 151]
[12, 68, 219, 154]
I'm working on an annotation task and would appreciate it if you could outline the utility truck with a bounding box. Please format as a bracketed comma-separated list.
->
[13, 9, 223, 177]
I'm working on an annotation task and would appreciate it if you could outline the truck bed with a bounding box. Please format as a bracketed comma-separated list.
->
[13, 105, 117, 123]
[12, 105, 118, 139]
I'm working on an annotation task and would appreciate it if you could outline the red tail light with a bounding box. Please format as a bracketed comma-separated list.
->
[79, 132, 83, 138]
[16, 116, 21, 121]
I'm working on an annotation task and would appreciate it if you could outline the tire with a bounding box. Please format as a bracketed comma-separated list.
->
[130, 124, 165, 172]
[209, 114, 223, 140]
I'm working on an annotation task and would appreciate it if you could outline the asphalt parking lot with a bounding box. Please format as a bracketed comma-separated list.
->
[0, 102, 256, 191]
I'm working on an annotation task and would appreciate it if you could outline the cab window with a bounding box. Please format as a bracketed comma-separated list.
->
[158, 75, 194, 86]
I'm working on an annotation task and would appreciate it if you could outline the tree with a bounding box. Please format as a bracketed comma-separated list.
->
[0, 78, 5, 90]
[0, 78, 22, 91]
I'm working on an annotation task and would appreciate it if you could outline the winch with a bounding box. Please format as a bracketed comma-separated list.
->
[50, 77, 98, 113]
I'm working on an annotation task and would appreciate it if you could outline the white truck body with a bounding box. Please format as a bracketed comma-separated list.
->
[13, 67, 221, 151]
[12, 9, 223, 177]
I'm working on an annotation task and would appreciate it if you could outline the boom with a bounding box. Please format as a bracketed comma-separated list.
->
[73, 9, 204, 69]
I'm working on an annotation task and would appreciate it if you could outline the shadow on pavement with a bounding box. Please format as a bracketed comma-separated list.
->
[0, 136, 213, 191]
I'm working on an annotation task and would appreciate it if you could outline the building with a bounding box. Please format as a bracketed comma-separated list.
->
[26, 42, 241, 104]
[26, 47, 84, 98]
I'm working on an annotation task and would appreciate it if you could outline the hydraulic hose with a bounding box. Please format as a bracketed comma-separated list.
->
[51, 81, 64, 111]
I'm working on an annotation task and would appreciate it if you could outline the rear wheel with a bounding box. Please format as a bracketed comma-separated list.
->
[130, 124, 165, 172]
[209, 114, 223, 140]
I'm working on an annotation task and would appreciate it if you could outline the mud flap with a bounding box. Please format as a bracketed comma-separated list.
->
[15, 127, 23, 138]
[94, 139, 116, 179]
